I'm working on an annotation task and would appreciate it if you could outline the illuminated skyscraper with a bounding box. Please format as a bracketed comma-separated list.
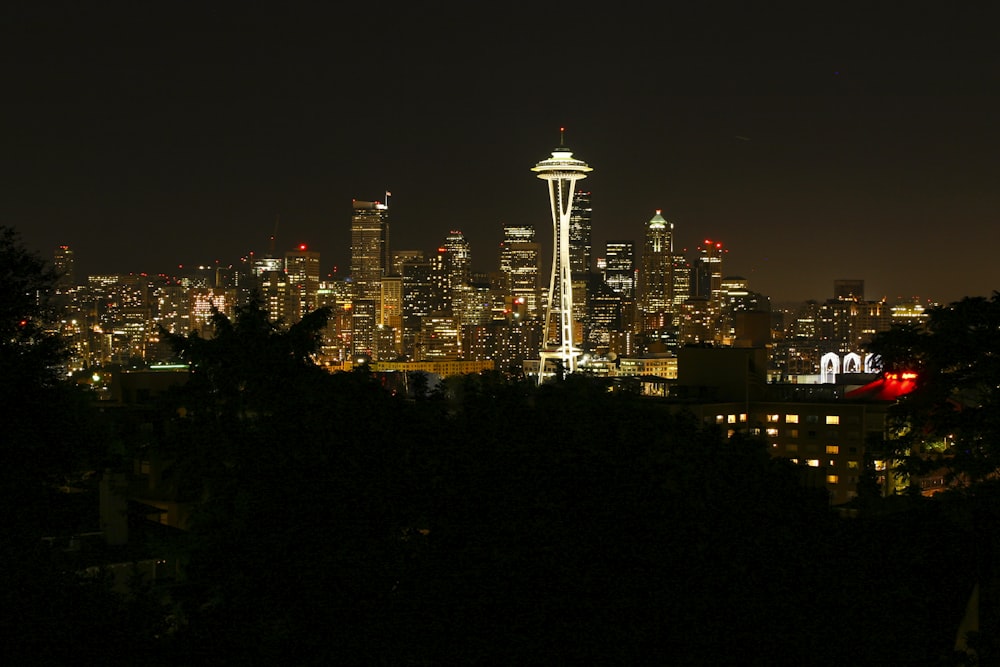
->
[53, 244, 76, 308]
[284, 243, 320, 321]
[499, 223, 542, 320]
[531, 131, 592, 382]
[350, 198, 389, 301]
[53, 245, 75, 290]
[441, 230, 472, 324]
[640, 210, 674, 316]
[694, 239, 725, 311]
[603, 240, 636, 298]
[568, 190, 592, 275]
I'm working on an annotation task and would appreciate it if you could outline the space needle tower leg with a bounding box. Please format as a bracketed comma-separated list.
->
[532, 129, 592, 385]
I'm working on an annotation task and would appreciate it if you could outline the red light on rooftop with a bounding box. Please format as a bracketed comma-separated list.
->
[299, 243, 307, 251]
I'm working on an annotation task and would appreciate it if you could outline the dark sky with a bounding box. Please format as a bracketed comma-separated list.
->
[4, 5, 999, 304]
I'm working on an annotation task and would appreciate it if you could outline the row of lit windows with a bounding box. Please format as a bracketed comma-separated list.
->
[767, 414, 852, 425]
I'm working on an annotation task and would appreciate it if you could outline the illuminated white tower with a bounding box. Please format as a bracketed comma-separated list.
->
[532, 129, 592, 383]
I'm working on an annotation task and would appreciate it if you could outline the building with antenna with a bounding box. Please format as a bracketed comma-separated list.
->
[531, 130, 592, 383]
[350, 199, 390, 302]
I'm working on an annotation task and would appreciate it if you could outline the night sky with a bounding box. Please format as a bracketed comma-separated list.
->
[4, 5, 999, 304]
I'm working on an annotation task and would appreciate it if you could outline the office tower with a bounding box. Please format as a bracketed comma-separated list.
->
[284, 243, 321, 321]
[441, 230, 472, 324]
[569, 190, 592, 275]
[380, 275, 403, 353]
[260, 270, 294, 323]
[190, 287, 236, 337]
[350, 199, 390, 301]
[693, 240, 725, 310]
[604, 240, 636, 298]
[351, 299, 378, 360]
[531, 132, 592, 381]
[499, 223, 542, 320]
[587, 277, 623, 351]
[671, 253, 692, 312]
[639, 210, 674, 316]
[718, 277, 770, 344]
[418, 315, 462, 360]
[53, 244, 75, 291]
[401, 258, 435, 357]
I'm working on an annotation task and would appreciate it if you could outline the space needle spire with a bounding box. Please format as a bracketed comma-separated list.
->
[531, 128, 593, 384]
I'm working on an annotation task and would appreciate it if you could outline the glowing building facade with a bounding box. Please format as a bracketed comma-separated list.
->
[350, 199, 389, 301]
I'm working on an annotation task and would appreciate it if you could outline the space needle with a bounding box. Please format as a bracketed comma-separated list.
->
[532, 128, 592, 384]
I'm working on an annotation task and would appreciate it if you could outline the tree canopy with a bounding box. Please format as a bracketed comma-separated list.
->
[867, 292, 1000, 484]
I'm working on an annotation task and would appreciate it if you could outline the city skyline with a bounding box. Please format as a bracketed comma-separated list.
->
[5, 7, 1000, 304]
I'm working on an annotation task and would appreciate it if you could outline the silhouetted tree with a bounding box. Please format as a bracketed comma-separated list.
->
[868, 293, 1000, 483]
[0, 227, 167, 665]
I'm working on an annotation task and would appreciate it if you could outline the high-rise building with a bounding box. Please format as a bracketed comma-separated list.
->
[53, 244, 75, 291]
[531, 132, 592, 381]
[380, 275, 403, 354]
[284, 244, 321, 321]
[639, 210, 675, 317]
[671, 253, 692, 312]
[569, 190, 592, 275]
[499, 223, 542, 320]
[603, 240, 636, 299]
[441, 230, 472, 325]
[351, 299, 378, 360]
[694, 239, 725, 312]
[350, 199, 389, 301]
[401, 258, 435, 357]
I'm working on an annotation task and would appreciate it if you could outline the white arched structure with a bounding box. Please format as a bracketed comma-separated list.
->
[842, 352, 862, 374]
[820, 352, 840, 384]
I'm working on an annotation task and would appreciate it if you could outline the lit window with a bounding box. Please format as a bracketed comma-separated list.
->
[766, 428, 779, 437]
[826, 415, 840, 425]
[806, 459, 820, 467]
[727, 414, 737, 424]
[771, 443, 778, 448]
[739, 413, 747, 423]
[767, 414, 780, 423]
[727, 429, 735, 438]
[826, 475, 839, 484]
[716, 415, 724, 424]
[790, 458, 799, 464]
[825, 445, 839, 454]
[785, 414, 799, 423]
[847, 460, 859, 470]
[874, 460, 886, 471]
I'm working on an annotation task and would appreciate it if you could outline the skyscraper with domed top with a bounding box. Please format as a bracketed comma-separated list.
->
[640, 209, 675, 318]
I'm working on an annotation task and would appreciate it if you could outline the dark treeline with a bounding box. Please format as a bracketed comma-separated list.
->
[0, 226, 992, 665]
